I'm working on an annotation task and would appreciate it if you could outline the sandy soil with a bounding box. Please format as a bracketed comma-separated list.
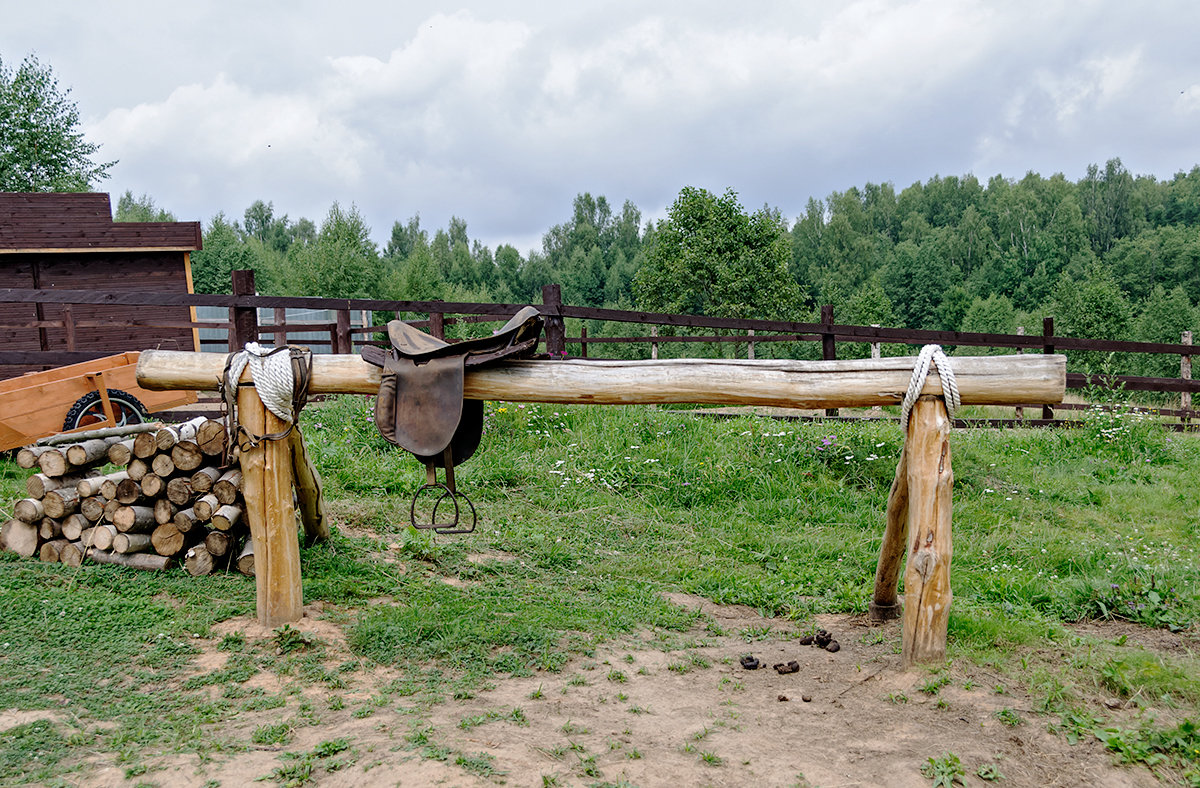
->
[55, 591, 1183, 788]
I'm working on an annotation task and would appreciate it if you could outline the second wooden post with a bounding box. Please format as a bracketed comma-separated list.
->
[237, 371, 304, 626]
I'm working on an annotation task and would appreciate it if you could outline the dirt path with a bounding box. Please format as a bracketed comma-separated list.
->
[64, 591, 1169, 788]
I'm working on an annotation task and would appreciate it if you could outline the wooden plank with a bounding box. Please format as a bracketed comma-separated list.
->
[137, 351, 1067, 408]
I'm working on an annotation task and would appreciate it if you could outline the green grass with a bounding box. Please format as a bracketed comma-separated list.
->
[1, 395, 1200, 783]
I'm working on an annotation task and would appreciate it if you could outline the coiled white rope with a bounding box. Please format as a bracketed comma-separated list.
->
[226, 342, 296, 424]
[900, 344, 960, 433]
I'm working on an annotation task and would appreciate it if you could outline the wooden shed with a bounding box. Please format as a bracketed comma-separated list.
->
[0, 192, 203, 380]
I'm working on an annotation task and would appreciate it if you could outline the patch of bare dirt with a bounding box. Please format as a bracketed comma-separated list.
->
[56, 595, 1176, 788]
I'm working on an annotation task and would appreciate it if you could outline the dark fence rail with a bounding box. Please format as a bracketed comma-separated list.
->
[1, 272, 1195, 428]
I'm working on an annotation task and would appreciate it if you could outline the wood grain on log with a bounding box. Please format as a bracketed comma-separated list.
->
[137, 351, 1067, 407]
[14, 498, 45, 524]
[115, 478, 143, 506]
[2, 519, 39, 556]
[235, 538, 255, 576]
[62, 514, 91, 541]
[113, 506, 156, 534]
[184, 545, 215, 576]
[173, 507, 200, 533]
[37, 449, 69, 478]
[196, 420, 226, 456]
[79, 497, 105, 523]
[155, 417, 207, 452]
[65, 437, 121, 467]
[17, 445, 57, 469]
[213, 469, 242, 505]
[151, 453, 176, 478]
[42, 488, 79, 519]
[211, 504, 242, 532]
[78, 471, 126, 499]
[113, 533, 154, 554]
[194, 494, 220, 522]
[39, 538, 70, 563]
[166, 477, 194, 506]
[190, 467, 221, 493]
[126, 458, 150, 481]
[139, 474, 167, 499]
[38, 517, 62, 541]
[171, 440, 203, 472]
[107, 439, 135, 466]
[900, 397, 954, 669]
[154, 498, 177, 525]
[132, 432, 158, 459]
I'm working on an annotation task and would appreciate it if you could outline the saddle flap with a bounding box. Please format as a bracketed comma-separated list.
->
[375, 355, 464, 458]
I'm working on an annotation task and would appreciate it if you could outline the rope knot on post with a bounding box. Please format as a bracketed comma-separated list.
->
[900, 344, 960, 433]
[223, 343, 312, 451]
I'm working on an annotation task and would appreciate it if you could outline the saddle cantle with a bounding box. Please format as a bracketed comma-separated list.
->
[362, 306, 544, 533]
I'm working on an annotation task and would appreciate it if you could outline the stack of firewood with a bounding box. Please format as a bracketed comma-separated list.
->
[2, 417, 255, 577]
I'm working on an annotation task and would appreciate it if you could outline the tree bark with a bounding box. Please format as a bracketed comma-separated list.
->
[173, 507, 200, 533]
[77, 471, 126, 500]
[85, 547, 171, 572]
[65, 437, 121, 467]
[16, 445, 58, 469]
[39, 421, 162, 446]
[59, 541, 84, 567]
[113, 506, 157, 534]
[113, 533, 154, 554]
[155, 416, 207, 452]
[38, 517, 62, 541]
[190, 466, 221, 493]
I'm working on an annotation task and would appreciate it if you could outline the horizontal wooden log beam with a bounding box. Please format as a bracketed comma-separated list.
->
[138, 351, 1065, 408]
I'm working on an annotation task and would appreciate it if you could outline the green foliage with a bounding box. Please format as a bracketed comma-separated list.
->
[920, 752, 965, 786]
[0, 53, 113, 191]
[115, 191, 176, 222]
[1053, 265, 1133, 372]
[191, 213, 257, 294]
[634, 186, 802, 320]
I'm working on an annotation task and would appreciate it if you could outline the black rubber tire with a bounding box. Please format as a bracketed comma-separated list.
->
[62, 389, 149, 431]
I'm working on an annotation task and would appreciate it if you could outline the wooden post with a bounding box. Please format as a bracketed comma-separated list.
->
[230, 270, 259, 350]
[336, 308, 352, 355]
[580, 326, 588, 359]
[542, 284, 565, 356]
[1015, 326, 1025, 421]
[870, 325, 880, 360]
[429, 312, 445, 341]
[1042, 317, 1055, 421]
[747, 329, 755, 360]
[900, 396, 953, 668]
[821, 305, 838, 418]
[1182, 331, 1192, 425]
[63, 303, 76, 351]
[237, 369, 303, 626]
[650, 325, 659, 360]
[869, 444, 907, 622]
[274, 307, 288, 347]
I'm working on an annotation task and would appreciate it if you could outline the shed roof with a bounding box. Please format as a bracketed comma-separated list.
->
[0, 193, 202, 253]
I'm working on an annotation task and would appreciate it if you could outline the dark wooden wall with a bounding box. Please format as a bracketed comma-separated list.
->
[0, 252, 195, 379]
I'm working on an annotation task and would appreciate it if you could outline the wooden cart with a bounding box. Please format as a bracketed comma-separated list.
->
[0, 352, 198, 452]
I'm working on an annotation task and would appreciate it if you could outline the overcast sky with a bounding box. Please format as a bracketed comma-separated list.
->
[4, 1, 1198, 255]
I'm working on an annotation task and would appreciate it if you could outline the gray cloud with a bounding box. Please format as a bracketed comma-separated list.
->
[3, 1, 1198, 255]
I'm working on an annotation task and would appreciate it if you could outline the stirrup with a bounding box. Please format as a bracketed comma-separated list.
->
[410, 448, 477, 535]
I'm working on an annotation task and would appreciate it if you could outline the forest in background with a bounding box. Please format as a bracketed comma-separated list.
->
[117, 157, 1200, 376]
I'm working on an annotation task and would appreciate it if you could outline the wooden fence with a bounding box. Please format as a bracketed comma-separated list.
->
[2, 270, 1197, 427]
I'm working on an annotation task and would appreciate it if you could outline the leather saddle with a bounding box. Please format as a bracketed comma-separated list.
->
[362, 306, 543, 532]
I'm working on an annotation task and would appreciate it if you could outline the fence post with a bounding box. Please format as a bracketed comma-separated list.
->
[62, 303, 76, 351]
[1042, 317, 1055, 421]
[822, 305, 838, 418]
[870, 324, 880, 360]
[230, 270, 259, 351]
[336, 309, 352, 354]
[1015, 326, 1025, 421]
[747, 328, 755, 360]
[429, 312, 445, 341]
[273, 307, 287, 347]
[1182, 330, 1192, 425]
[542, 284, 565, 356]
[580, 325, 588, 359]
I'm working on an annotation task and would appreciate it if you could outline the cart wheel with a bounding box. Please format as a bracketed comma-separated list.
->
[62, 389, 149, 431]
